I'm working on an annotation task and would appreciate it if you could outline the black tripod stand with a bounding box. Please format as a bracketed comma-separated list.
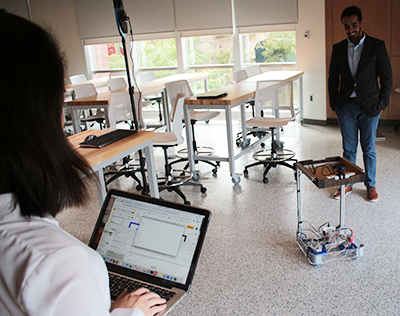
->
[113, 0, 149, 195]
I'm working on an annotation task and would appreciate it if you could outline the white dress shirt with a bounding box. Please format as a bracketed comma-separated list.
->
[0, 193, 144, 316]
[347, 33, 366, 97]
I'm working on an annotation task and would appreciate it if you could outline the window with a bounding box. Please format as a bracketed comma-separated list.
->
[185, 35, 233, 91]
[187, 35, 233, 66]
[136, 38, 178, 78]
[86, 43, 126, 78]
[86, 38, 179, 79]
[242, 31, 296, 64]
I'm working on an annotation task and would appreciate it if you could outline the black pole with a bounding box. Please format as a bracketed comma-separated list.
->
[114, 2, 149, 195]
[120, 36, 138, 131]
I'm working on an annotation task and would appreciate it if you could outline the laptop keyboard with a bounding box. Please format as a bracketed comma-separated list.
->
[109, 273, 176, 301]
[79, 129, 138, 148]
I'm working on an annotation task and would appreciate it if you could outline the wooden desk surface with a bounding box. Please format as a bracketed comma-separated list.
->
[67, 73, 209, 106]
[139, 72, 208, 96]
[68, 90, 112, 106]
[240, 70, 304, 83]
[65, 77, 110, 94]
[68, 129, 154, 167]
[185, 71, 303, 106]
[185, 81, 281, 106]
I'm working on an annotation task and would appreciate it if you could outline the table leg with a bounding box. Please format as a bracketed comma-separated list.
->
[69, 106, 80, 134]
[143, 142, 160, 198]
[225, 107, 240, 184]
[274, 88, 282, 143]
[162, 89, 171, 132]
[103, 105, 110, 128]
[94, 168, 107, 206]
[183, 104, 197, 177]
[240, 103, 249, 147]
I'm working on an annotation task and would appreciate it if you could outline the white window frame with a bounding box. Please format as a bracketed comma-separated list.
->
[83, 24, 297, 80]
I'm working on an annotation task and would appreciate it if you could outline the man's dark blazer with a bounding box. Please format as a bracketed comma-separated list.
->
[328, 34, 392, 117]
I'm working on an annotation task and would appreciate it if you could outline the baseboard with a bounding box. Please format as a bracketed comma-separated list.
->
[326, 118, 400, 127]
[302, 118, 328, 126]
[377, 119, 400, 126]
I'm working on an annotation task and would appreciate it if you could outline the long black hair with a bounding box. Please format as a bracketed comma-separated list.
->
[0, 10, 94, 217]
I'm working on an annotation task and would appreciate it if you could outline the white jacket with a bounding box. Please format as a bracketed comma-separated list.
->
[0, 193, 143, 316]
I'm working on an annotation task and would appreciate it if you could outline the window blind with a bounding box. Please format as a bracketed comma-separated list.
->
[234, 0, 298, 28]
[75, 0, 175, 40]
[174, 0, 233, 32]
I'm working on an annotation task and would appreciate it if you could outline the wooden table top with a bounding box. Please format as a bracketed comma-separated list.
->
[139, 72, 208, 96]
[184, 71, 303, 106]
[67, 73, 209, 106]
[185, 81, 283, 106]
[65, 77, 110, 94]
[68, 90, 112, 106]
[68, 129, 154, 167]
[240, 70, 304, 83]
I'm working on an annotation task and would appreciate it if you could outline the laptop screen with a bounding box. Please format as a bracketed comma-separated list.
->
[90, 191, 208, 286]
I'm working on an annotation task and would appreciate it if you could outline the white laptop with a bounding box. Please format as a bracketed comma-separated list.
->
[89, 189, 211, 315]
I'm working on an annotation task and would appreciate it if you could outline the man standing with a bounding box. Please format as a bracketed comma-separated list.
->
[328, 6, 392, 202]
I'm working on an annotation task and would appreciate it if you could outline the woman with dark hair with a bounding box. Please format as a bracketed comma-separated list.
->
[0, 10, 166, 316]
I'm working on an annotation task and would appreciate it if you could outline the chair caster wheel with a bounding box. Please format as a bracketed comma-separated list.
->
[240, 138, 250, 149]
[184, 201, 191, 205]
[201, 187, 207, 193]
[261, 142, 265, 148]
[167, 188, 173, 192]
[192, 172, 200, 181]
[141, 188, 149, 195]
[212, 168, 217, 174]
[243, 169, 248, 177]
[216, 161, 220, 166]
[136, 185, 142, 191]
[263, 178, 269, 184]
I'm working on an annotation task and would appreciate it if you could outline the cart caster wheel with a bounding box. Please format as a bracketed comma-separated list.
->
[231, 175, 241, 184]
[184, 201, 191, 205]
[201, 187, 207, 193]
[243, 169, 248, 177]
[263, 178, 269, 184]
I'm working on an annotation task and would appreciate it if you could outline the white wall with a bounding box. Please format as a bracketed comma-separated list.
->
[296, 0, 327, 121]
[25, 0, 327, 121]
[30, 0, 87, 80]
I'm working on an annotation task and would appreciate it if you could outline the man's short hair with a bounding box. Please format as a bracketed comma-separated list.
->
[341, 6, 362, 23]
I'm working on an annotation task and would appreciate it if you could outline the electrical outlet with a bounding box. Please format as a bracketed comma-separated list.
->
[310, 95, 313, 101]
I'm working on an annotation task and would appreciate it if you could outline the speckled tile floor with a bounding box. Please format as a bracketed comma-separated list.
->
[57, 121, 400, 316]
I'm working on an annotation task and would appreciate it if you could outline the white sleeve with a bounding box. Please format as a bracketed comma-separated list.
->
[20, 245, 137, 316]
